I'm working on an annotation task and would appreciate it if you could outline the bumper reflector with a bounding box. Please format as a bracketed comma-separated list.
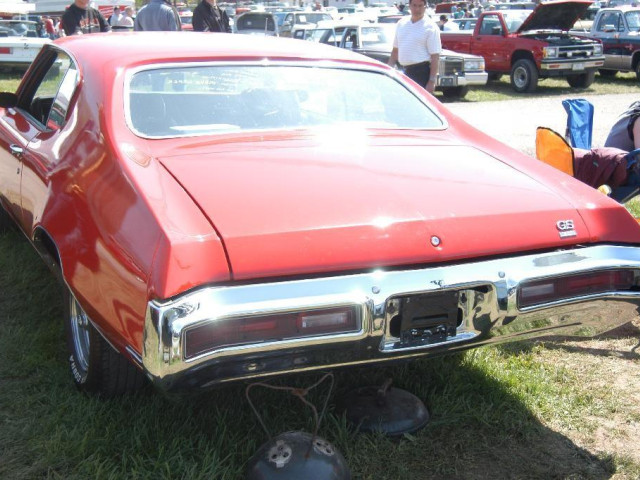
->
[184, 307, 358, 359]
[518, 269, 636, 309]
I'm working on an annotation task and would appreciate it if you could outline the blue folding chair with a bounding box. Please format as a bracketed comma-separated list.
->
[562, 98, 594, 149]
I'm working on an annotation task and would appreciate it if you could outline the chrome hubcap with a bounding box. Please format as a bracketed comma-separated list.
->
[514, 67, 527, 89]
[70, 297, 91, 372]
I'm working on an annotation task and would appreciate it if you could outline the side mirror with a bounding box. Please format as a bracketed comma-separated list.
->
[0, 92, 17, 108]
[491, 26, 502, 35]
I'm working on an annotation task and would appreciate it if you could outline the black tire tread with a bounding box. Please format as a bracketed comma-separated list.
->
[93, 328, 147, 397]
[65, 288, 147, 397]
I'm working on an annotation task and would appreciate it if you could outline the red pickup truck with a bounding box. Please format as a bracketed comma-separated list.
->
[441, 0, 605, 92]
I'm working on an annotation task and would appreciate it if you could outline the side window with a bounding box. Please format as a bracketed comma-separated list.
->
[479, 17, 501, 35]
[23, 51, 77, 129]
[345, 28, 357, 48]
[597, 12, 620, 31]
[47, 64, 79, 130]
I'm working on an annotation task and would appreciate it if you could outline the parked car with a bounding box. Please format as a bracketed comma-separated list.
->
[573, 6, 640, 79]
[1, 33, 640, 396]
[0, 20, 50, 72]
[279, 11, 333, 37]
[295, 22, 487, 99]
[441, 1, 606, 92]
[451, 17, 477, 31]
[234, 11, 279, 36]
[179, 10, 194, 31]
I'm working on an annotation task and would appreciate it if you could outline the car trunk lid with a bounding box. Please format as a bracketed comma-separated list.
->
[159, 134, 592, 280]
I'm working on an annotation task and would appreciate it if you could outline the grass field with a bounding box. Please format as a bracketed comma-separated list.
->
[1, 71, 640, 479]
[2, 227, 640, 479]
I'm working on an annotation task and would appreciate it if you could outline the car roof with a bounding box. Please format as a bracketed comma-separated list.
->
[54, 32, 371, 69]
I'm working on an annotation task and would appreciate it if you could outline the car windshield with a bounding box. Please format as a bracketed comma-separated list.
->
[0, 20, 39, 37]
[302, 27, 339, 44]
[128, 65, 443, 138]
[273, 11, 288, 26]
[502, 11, 530, 32]
[626, 11, 640, 29]
[294, 13, 332, 24]
[361, 25, 394, 48]
[236, 14, 276, 30]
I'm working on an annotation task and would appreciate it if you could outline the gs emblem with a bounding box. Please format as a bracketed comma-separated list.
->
[556, 219, 576, 238]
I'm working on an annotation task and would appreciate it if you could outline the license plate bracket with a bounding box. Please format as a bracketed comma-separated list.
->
[398, 291, 459, 345]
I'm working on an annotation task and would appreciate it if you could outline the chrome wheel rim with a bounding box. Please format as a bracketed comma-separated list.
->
[70, 297, 91, 373]
[513, 66, 528, 89]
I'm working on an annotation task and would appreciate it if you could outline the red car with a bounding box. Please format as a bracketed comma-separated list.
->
[1, 32, 639, 396]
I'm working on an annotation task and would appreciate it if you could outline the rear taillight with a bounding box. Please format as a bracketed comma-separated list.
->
[184, 307, 359, 359]
[518, 269, 636, 309]
[0, 47, 11, 54]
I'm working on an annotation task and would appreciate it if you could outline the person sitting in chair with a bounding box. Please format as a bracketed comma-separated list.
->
[604, 100, 640, 152]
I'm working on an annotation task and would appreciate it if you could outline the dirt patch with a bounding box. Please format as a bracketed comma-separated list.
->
[537, 321, 640, 466]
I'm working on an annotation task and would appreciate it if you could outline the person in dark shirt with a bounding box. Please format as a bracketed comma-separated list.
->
[192, 0, 231, 33]
[61, 0, 111, 35]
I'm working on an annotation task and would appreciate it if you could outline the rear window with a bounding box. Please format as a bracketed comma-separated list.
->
[127, 64, 443, 138]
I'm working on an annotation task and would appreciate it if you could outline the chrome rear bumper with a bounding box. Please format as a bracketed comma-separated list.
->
[143, 245, 640, 390]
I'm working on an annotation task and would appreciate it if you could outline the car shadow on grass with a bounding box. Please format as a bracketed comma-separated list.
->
[0, 228, 622, 479]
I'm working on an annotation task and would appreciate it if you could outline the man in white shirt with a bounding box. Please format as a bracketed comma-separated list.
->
[118, 6, 135, 27]
[108, 7, 122, 27]
[388, 0, 441, 93]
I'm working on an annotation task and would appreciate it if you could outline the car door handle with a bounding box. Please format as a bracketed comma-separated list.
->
[10, 144, 23, 157]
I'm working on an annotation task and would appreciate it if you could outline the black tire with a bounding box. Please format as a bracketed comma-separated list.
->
[487, 72, 502, 81]
[0, 202, 14, 234]
[566, 71, 596, 89]
[440, 86, 469, 100]
[510, 59, 538, 93]
[635, 62, 640, 82]
[64, 288, 146, 397]
[598, 69, 618, 78]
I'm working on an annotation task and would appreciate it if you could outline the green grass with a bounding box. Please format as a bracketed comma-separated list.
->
[1, 228, 640, 479]
[442, 71, 638, 103]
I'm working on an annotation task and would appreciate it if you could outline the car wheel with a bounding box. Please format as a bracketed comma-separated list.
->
[487, 72, 502, 82]
[510, 59, 538, 93]
[64, 288, 146, 397]
[635, 62, 640, 82]
[440, 86, 469, 100]
[598, 69, 618, 78]
[566, 71, 596, 89]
